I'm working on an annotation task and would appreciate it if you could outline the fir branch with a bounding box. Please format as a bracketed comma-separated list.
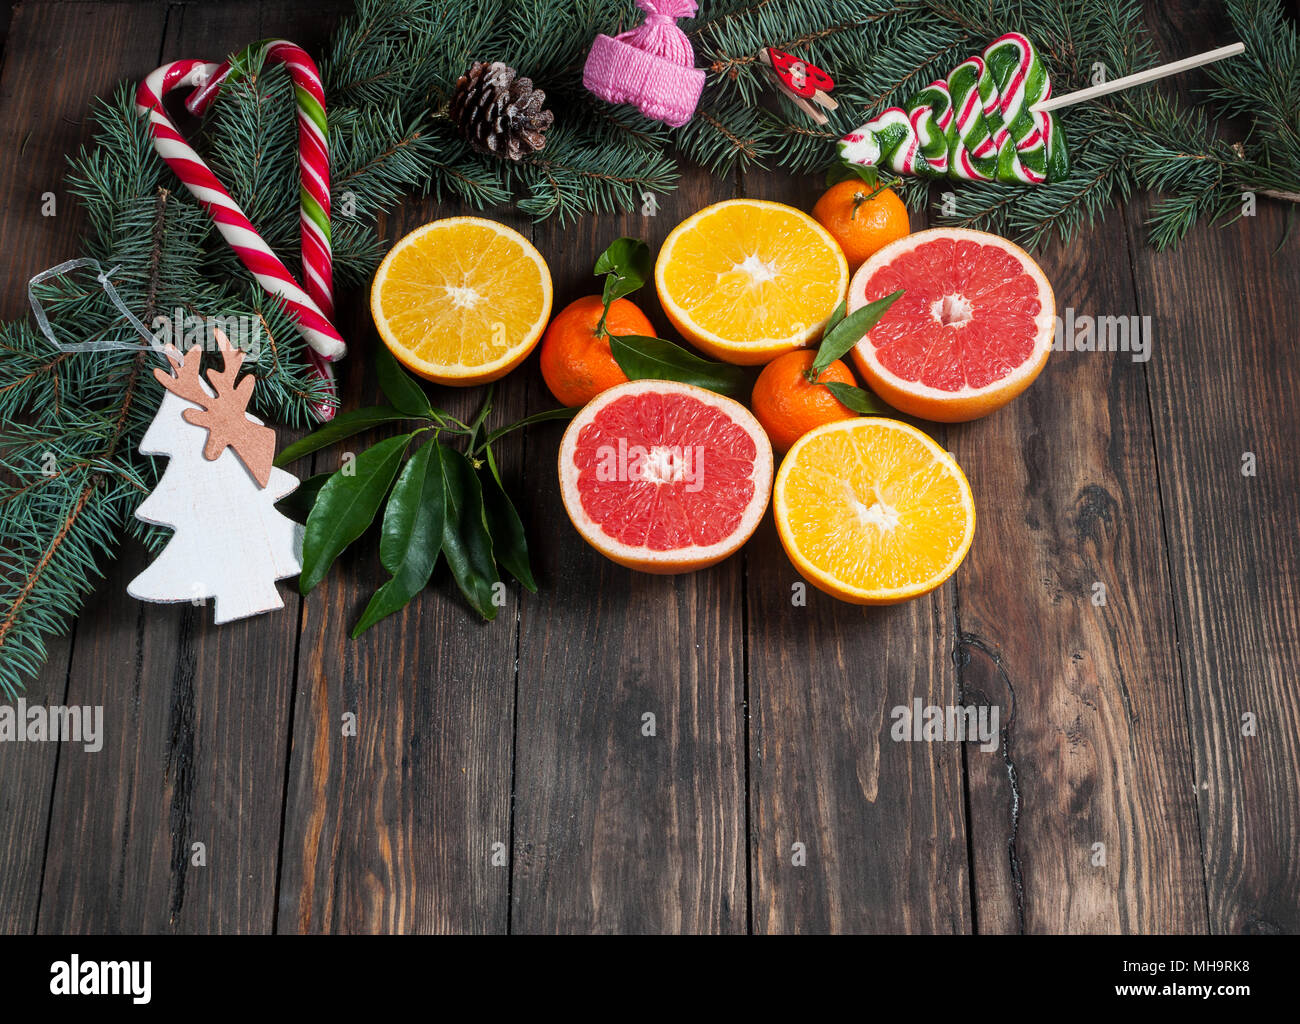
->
[696, 0, 914, 109]
[0, 190, 163, 696]
[1208, 0, 1300, 204]
[676, 97, 774, 174]
[576, 98, 674, 152]
[514, 123, 679, 223]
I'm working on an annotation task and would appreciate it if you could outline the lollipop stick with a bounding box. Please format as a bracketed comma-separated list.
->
[1032, 42, 1245, 113]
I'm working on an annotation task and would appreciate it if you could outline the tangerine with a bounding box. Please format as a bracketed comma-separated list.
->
[811, 180, 911, 272]
[751, 349, 858, 452]
[539, 295, 653, 407]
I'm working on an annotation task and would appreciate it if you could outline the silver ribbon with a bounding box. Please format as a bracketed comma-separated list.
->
[28, 258, 164, 354]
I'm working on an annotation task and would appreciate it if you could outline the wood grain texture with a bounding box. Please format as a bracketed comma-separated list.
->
[275, 197, 524, 935]
[0, 1, 162, 320]
[952, 215, 1208, 933]
[3, 0, 1299, 937]
[35, 0, 336, 934]
[1133, 208, 1300, 932]
[0, 0, 168, 935]
[0, 647, 68, 933]
[742, 172, 970, 934]
[1129, 0, 1300, 938]
[1132, 205, 1300, 933]
[246, 0, 516, 936]
[748, 523, 971, 934]
[510, 173, 748, 934]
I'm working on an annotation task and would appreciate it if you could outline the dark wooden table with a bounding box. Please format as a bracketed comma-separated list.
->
[1, 0, 1296, 935]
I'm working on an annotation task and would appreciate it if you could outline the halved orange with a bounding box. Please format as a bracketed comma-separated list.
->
[774, 418, 975, 604]
[370, 217, 553, 385]
[654, 199, 848, 365]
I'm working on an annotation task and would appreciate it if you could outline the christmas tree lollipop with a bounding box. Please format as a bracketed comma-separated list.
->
[839, 35, 1245, 186]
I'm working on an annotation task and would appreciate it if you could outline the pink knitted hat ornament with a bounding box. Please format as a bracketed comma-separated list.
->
[583, 0, 706, 127]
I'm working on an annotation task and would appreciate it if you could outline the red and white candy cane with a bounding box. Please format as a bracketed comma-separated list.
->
[187, 41, 334, 333]
[136, 49, 343, 420]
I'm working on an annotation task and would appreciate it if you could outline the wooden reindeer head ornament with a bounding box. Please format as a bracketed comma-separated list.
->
[154, 329, 275, 487]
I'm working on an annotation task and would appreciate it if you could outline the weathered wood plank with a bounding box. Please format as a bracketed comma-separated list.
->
[233, 0, 522, 937]
[0, 649, 69, 934]
[510, 170, 748, 933]
[275, 204, 522, 935]
[0, 2, 172, 323]
[1127, 0, 1300, 935]
[0, 0, 169, 936]
[748, 528, 971, 933]
[1134, 207, 1300, 933]
[741, 172, 970, 934]
[952, 216, 1208, 932]
[35, 0, 337, 934]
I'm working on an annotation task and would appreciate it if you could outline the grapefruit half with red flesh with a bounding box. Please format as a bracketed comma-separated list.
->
[558, 380, 773, 573]
[848, 227, 1055, 422]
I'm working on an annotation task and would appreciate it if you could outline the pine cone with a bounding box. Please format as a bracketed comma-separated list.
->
[450, 61, 554, 162]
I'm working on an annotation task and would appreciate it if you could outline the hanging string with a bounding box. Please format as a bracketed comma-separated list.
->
[28, 257, 165, 356]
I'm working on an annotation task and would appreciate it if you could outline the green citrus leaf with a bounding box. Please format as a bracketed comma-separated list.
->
[276, 472, 331, 523]
[608, 334, 749, 397]
[299, 433, 413, 593]
[352, 439, 445, 637]
[375, 340, 434, 417]
[827, 161, 882, 189]
[824, 165, 902, 200]
[594, 237, 652, 306]
[477, 406, 577, 448]
[274, 405, 412, 466]
[465, 382, 495, 450]
[479, 462, 536, 592]
[819, 380, 892, 415]
[482, 441, 503, 487]
[824, 299, 847, 336]
[438, 444, 499, 620]
[811, 290, 903, 376]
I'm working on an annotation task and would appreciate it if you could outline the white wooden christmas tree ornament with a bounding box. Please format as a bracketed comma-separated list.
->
[128, 331, 304, 624]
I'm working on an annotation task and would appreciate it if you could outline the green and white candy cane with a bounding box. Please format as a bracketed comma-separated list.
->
[839, 32, 1070, 186]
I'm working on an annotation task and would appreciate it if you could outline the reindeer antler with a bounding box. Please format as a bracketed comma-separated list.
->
[153, 330, 275, 487]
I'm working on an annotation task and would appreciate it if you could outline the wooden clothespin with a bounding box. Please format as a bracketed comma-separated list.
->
[759, 47, 838, 124]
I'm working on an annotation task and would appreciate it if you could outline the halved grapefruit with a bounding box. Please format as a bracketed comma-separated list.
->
[848, 227, 1055, 422]
[558, 380, 773, 573]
